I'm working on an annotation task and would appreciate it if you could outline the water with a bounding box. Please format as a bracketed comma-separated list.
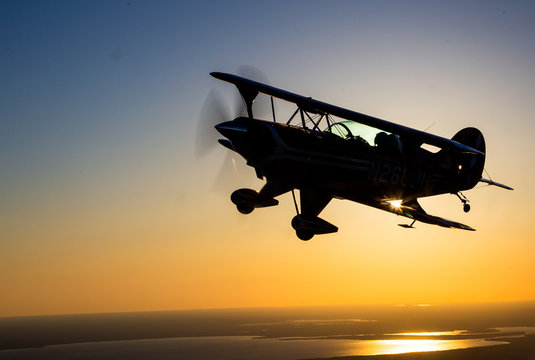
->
[2, 304, 535, 360]
[0, 335, 508, 360]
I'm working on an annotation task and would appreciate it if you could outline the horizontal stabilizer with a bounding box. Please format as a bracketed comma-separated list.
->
[480, 178, 513, 190]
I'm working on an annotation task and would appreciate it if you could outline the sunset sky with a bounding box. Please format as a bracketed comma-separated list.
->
[1, 1, 535, 317]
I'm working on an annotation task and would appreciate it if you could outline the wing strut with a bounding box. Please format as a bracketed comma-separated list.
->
[270, 97, 276, 122]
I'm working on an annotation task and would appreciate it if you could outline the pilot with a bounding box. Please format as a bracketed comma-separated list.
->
[374, 132, 402, 153]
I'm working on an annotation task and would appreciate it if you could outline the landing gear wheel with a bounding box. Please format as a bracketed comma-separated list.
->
[296, 229, 314, 241]
[455, 192, 471, 214]
[231, 189, 258, 215]
[237, 203, 254, 214]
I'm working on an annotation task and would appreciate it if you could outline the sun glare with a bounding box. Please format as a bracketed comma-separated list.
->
[387, 199, 403, 208]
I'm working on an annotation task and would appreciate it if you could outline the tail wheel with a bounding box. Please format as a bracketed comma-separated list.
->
[455, 192, 471, 213]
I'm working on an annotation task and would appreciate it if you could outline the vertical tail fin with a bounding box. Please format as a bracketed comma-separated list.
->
[451, 127, 486, 189]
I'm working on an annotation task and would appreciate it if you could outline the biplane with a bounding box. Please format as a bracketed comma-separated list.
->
[207, 72, 512, 240]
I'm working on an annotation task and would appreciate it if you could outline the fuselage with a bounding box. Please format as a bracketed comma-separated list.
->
[216, 117, 483, 207]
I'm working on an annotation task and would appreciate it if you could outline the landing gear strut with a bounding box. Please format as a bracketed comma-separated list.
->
[455, 192, 471, 213]
[290, 189, 337, 241]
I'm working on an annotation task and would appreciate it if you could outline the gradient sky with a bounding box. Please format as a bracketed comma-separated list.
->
[1, 1, 535, 317]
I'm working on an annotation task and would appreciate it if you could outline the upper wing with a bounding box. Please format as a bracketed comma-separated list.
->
[376, 199, 475, 231]
[211, 72, 484, 155]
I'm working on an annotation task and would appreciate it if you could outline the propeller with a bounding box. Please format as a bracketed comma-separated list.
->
[195, 89, 230, 159]
[196, 66, 272, 194]
[211, 152, 254, 195]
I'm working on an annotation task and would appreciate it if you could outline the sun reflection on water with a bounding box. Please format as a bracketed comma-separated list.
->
[369, 339, 453, 354]
[392, 330, 465, 336]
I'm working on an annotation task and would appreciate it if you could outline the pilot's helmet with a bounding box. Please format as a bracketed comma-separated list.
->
[374, 132, 389, 147]
[375, 132, 401, 153]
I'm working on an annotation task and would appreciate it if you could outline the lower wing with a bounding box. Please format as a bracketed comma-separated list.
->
[374, 199, 475, 231]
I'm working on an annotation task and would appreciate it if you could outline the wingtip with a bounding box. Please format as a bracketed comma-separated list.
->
[210, 72, 240, 83]
[455, 223, 476, 231]
[210, 71, 223, 78]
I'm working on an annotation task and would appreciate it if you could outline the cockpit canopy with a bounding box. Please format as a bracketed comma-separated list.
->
[324, 121, 402, 153]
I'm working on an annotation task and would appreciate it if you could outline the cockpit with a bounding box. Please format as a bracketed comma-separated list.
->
[324, 121, 402, 153]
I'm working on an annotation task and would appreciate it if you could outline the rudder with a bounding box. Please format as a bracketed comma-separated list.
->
[451, 127, 486, 189]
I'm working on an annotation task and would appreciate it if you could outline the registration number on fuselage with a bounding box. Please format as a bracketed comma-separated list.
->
[368, 161, 431, 188]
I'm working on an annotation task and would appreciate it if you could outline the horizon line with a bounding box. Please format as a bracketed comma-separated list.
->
[2, 299, 535, 319]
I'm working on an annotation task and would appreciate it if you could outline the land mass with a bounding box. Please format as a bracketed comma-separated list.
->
[1, 301, 534, 360]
